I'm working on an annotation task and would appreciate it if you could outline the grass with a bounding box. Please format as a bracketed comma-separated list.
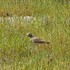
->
[0, 0, 70, 70]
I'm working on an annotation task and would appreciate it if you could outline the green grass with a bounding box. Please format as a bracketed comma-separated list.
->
[0, 0, 70, 70]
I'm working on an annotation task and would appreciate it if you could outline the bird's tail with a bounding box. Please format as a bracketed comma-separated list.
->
[46, 42, 50, 44]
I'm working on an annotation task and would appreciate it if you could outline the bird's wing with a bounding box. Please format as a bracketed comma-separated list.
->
[31, 37, 46, 43]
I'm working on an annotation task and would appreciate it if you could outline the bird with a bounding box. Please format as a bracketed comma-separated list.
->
[27, 32, 50, 44]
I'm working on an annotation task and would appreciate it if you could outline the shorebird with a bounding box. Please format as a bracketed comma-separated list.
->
[27, 32, 49, 44]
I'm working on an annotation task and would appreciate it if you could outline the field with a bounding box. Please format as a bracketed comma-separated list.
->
[0, 0, 70, 70]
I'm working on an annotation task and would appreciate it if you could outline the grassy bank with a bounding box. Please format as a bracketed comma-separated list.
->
[0, 0, 70, 70]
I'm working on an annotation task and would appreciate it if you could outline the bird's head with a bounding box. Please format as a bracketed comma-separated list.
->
[27, 32, 33, 38]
